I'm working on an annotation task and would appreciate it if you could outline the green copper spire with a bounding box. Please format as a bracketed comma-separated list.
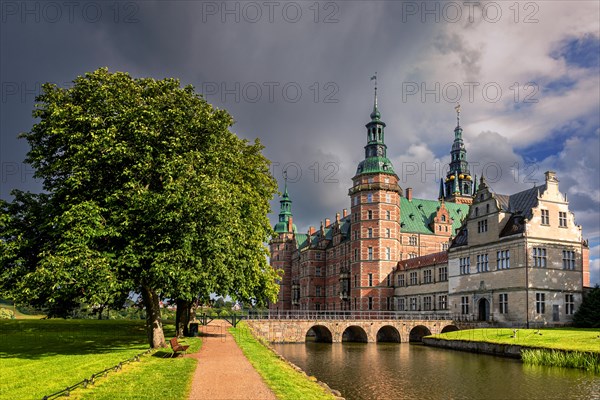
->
[444, 103, 473, 200]
[355, 75, 396, 177]
[439, 178, 445, 200]
[274, 172, 296, 233]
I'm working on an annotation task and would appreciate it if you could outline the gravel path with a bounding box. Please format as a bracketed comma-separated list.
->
[187, 321, 277, 400]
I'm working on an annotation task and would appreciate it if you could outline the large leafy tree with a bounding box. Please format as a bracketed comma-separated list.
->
[0, 68, 279, 347]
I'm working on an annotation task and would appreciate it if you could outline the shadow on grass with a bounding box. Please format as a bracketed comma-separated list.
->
[0, 320, 175, 360]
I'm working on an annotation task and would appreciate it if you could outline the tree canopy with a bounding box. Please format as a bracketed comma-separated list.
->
[0, 68, 279, 346]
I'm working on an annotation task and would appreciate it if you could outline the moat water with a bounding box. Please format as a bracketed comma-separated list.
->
[272, 342, 600, 400]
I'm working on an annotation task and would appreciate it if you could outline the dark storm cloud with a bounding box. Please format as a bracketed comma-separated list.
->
[1, 1, 598, 282]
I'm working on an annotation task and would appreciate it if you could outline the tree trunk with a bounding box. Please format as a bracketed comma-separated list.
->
[141, 284, 166, 348]
[175, 299, 191, 337]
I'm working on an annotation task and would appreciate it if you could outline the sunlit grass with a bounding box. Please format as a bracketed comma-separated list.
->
[229, 322, 336, 400]
[0, 319, 200, 400]
[521, 348, 600, 373]
[430, 328, 600, 353]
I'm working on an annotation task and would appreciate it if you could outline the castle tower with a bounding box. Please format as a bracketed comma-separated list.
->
[443, 104, 474, 204]
[269, 175, 296, 310]
[348, 79, 402, 311]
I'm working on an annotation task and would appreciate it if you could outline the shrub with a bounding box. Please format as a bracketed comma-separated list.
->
[0, 307, 15, 319]
[573, 285, 600, 328]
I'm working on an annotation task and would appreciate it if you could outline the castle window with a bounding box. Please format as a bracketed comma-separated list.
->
[438, 295, 447, 310]
[438, 266, 447, 281]
[423, 296, 432, 311]
[276, 254, 279, 261]
[397, 274, 405, 287]
[409, 253, 417, 259]
[385, 177, 389, 184]
[461, 296, 469, 314]
[368, 210, 373, 220]
[533, 247, 547, 268]
[354, 196, 359, 206]
[535, 293, 545, 314]
[354, 274, 358, 287]
[499, 293, 508, 314]
[423, 269, 432, 284]
[397, 298, 405, 311]
[354, 213, 358, 222]
[441, 242, 449, 251]
[562, 250, 575, 270]
[368, 247, 373, 260]
[497, 250, 510, 269]
[368, 297, 373, 310]
[475, 207, 479, 216]
[409, 271, 418, 285]
[316, 286, 321, 296]
[316, 266, 321, 276]
[409, 236, 417, 246]
[386, 247, 391, 260]
[354, 249, 358, 261]
[477, 219, 488, 233]
[486, 204, 490, 213]
[368, 273, 373, 286]
[441, 215, 446, 222]
[559, 212, 567, 227]
[460, 257, 470, 275]
[409, 297, 417, 311]
[476, 254, 489, 272]
[541, 209, 549, 225]
[367, 193, 373, 203]
[565, 294, 574, 315]
[368, 228, 373, 238]
[316, 252, 321, 260]
[386, 228, 391, 238]
[386, 210, 391, 220]
[387, 274, 391, 286]
[386, 193, 391, 203]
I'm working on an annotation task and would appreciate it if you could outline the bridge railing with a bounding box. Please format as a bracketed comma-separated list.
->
[245, 310, 454, 321]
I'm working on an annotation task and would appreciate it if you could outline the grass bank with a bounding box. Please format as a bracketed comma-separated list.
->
[430, 328, 600, 353]
[430, 328, 600, 372]
[0, 319, 200, 400]
[229, 322, 337, 400]
[521, 348, 599, 373]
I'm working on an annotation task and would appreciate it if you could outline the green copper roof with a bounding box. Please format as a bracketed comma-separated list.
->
[356, 156, 396, 176]
[400, 197, 468, 235]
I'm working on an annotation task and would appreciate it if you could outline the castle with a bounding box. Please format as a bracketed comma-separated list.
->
[269, 90, 590, 326]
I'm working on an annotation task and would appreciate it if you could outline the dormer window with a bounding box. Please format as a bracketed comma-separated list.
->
[441, 215, 446, 222]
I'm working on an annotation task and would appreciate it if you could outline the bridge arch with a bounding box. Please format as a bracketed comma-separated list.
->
[409, 325, 432, 342]
[376, 325, 401, 343]
[441, 324, 459, 333]
[342, 325, 368, 343]
[306, 325, 333, 343]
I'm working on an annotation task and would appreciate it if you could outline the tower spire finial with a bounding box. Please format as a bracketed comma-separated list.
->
[283, 169, 288, 196]
[455, 102, 461, 127]
[371, 72, 378, 110]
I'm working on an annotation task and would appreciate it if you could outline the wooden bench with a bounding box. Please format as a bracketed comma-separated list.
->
[169, 337, 190, 358]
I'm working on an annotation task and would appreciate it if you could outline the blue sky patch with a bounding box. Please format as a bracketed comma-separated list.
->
[552, 34, 600, 69]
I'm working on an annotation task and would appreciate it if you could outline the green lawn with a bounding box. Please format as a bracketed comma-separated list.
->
[0, 299, 46, 319]
[430, 328, 600, 353]
[229, 323, 336, 400]
[0, 319, 200, 400]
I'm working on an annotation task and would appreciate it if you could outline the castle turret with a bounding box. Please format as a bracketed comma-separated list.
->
[444, 104, 474, 204]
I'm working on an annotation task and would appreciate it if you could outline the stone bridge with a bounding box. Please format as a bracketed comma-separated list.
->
[244, 312, 461, 343]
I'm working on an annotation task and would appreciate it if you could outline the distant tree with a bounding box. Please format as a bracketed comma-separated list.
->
[0, 68, 279, 347]
[573, 285, 600, 328]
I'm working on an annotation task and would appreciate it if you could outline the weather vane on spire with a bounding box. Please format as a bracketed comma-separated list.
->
[455, 102, 461, 126]
[370, 72, 378, 108]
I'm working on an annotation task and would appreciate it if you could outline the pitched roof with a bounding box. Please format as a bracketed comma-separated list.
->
[495, 184, 546, 219]
[397, 251, 448, 271]
[400, 197, 468, 235]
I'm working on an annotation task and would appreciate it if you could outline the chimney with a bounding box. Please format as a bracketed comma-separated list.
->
[406, 187, 413, 201]
[545, 170, 558, 183]
[343, 209, 348, 217]
[325, 218, 331, 227]
[287, 216, 293, 233]
[309, 226, 316, 235]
